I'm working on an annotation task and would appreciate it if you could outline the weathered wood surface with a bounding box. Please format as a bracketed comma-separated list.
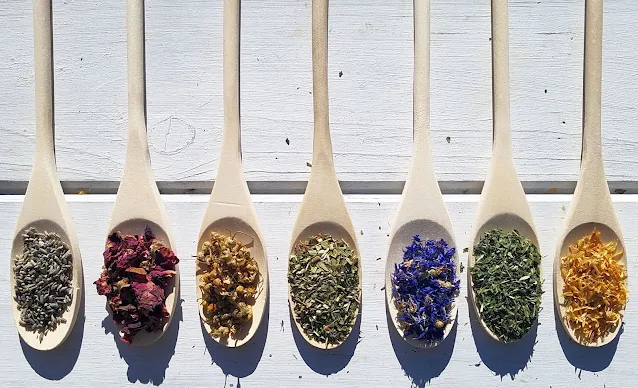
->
[0, 195, 637, 387]
[1, 0, 637, 190]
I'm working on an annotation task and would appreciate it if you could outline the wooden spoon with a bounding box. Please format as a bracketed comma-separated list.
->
[385, 0, 459, 348]
[287, 0, 361, 350]
[553, 0, 626, 348]
[104, 0, 179, 346]
[466, 0, 540, 343]
[10, 0, 83, 351]
[196, 0, 269, 348]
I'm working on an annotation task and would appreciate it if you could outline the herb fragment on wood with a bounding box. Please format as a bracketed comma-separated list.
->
[560, 229, 628, 343]
[197, 232, 260, 338]
[13, 227, 73, 339]
[95, 226, 179, 344]
[470, 229, 542, 342]
[288, 234, 360, 346]
[391, 236, 459, 342]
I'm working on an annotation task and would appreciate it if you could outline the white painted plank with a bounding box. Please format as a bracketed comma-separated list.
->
[0, 195, 637, 387]
[0, 0, 636, 186]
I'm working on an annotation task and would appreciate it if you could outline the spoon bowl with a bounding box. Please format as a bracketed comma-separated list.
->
[468, 213, 539, 342]
[288, 221, 361, 350]
[104, 219, 178, 347]
[554, 222, 625, 347]
[385, 220, 458, 348]
[11, 219, 82, 351]
[196, 217, 268, 347]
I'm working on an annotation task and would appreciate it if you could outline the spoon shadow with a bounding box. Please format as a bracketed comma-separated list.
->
[554, 305, 620, 374]
[201, 294, 269, 378]
[20, 286, 85, 380]
[387, 307, 456, 387]
[468, 296, 537, 379]
[289, 299, 361, 375]
[101, 296, 182, 386]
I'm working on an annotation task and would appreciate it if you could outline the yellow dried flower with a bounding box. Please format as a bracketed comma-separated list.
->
[561, 229, 628, 343]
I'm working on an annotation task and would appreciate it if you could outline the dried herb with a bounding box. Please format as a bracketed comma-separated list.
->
[561, 229, 628, 343]
[392, 236, 459, 342]
[13, 227, 73, 339]
[197, 231, 260, 338]
[470, 229, 542, 342]
[288, 234, 360, 346]
[95, 226, 179, 344]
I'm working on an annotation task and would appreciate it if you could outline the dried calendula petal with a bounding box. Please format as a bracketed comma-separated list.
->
[198, 232, 260, 338]
[560, 229, 628, 343]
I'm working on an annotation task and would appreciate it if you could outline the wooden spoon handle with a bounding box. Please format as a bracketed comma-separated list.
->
[221, 0, 241, 168]
[491, 0, 512, 161]
[33, 0, 55, 169]
[582, 0, 604, 170]
[413, 0, 432, 162]
[210, 0, 250, 206]
[310, 0, 336, 177]
[125, 0, 151, 169]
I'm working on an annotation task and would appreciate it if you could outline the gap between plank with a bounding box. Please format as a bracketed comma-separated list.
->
[0, 180, 636, 196]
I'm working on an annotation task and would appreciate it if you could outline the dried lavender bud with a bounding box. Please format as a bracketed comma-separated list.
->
[13, 227, 73, 339]
[391, 236, 459, 343]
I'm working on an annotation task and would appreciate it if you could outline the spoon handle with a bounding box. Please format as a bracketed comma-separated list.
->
[581, 0, 604, 173]
[310, 0, 337, 178]
[210, 0, 250, 206]
[33, 0, 55, 169]
[413, 0, 432, 163]
[124, 0, 152, 174]
[491, 0, 513, 162]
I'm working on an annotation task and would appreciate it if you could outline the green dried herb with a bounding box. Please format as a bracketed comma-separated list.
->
[288, 233, 360, 346]
[470, 229, 543, 342]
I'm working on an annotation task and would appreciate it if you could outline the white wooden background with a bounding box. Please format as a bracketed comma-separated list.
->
[1, 0, 638, 387]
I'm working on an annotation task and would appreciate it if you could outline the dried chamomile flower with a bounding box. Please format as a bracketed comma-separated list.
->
[198, 231, 260, 338]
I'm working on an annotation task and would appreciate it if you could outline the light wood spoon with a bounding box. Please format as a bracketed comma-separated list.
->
[10, 0, 83, 351]
[287, 0, 362, 350]
[466, 0, 540, 343]
[104, 0, 179, 346]
[385, 0, 459, 348]
[196, 0, 269, 348]
[554, 0, 626, 348]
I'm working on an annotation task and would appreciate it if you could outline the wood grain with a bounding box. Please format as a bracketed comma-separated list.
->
[0, 0, 636, 187]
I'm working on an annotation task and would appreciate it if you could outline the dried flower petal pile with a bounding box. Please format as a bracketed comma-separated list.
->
[391, 236, 459, 342]
[95, 227, 179, 344]
[197, 232, 260, 338]
[288, 234, 360, 346]
[470, 229, 543, 342]
[13, 227, 73, 339]
[560, 229, 628, 343]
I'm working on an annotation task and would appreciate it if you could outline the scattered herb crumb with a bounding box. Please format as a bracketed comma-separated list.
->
[463, 247, 469, 253]
[306, 162, 312, 167]
[285, 138, 290, 145]
[376, 257, 381, 261]
[460, 262, 465, 273]
[339, 71, 343, 77]
[360, 230, 364, 236]
[544, 89, 547, 93]
[446, 136, 451, 143]
[474, 361, 482, 367]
